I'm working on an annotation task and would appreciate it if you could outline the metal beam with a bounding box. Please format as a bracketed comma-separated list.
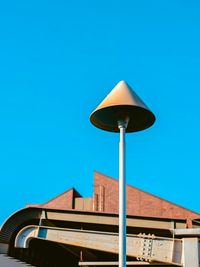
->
[15, 225, 183, 265]
[45, 211, 187, 230]
[78, 261, 169, 265]
[174, 229, 200, 237]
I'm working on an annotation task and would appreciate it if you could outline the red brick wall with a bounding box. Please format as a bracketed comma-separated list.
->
[41, 188, 75, 210]
[94, 171, 200, 220]
[28, 171, 199, 223]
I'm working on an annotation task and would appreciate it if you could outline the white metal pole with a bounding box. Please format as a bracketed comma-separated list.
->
[118, 120, 127, 267]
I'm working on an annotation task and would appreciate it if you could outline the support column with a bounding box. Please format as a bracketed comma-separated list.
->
[183, 238, 199, 267]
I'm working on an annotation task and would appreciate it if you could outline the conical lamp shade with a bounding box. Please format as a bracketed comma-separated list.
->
[90, 81, 155, 133]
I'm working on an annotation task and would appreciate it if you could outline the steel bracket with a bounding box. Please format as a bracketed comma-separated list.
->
[137, 233, 155, 262]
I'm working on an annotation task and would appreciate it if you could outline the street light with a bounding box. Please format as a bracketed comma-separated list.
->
[90, 80, 155, 267]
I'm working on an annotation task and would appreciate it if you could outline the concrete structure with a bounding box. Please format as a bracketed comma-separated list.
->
[1, 172, 200, 266]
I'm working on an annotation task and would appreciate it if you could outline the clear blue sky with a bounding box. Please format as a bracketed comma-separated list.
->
[0, 0, 200, 224]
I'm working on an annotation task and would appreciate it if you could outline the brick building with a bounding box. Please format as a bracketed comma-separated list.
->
[0, 172, 200, 266]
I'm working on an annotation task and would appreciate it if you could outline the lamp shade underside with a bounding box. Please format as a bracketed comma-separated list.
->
[90, 104, 155, 133]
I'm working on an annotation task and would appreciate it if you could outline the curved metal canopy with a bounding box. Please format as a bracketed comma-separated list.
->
[90, 80, 155, 133]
